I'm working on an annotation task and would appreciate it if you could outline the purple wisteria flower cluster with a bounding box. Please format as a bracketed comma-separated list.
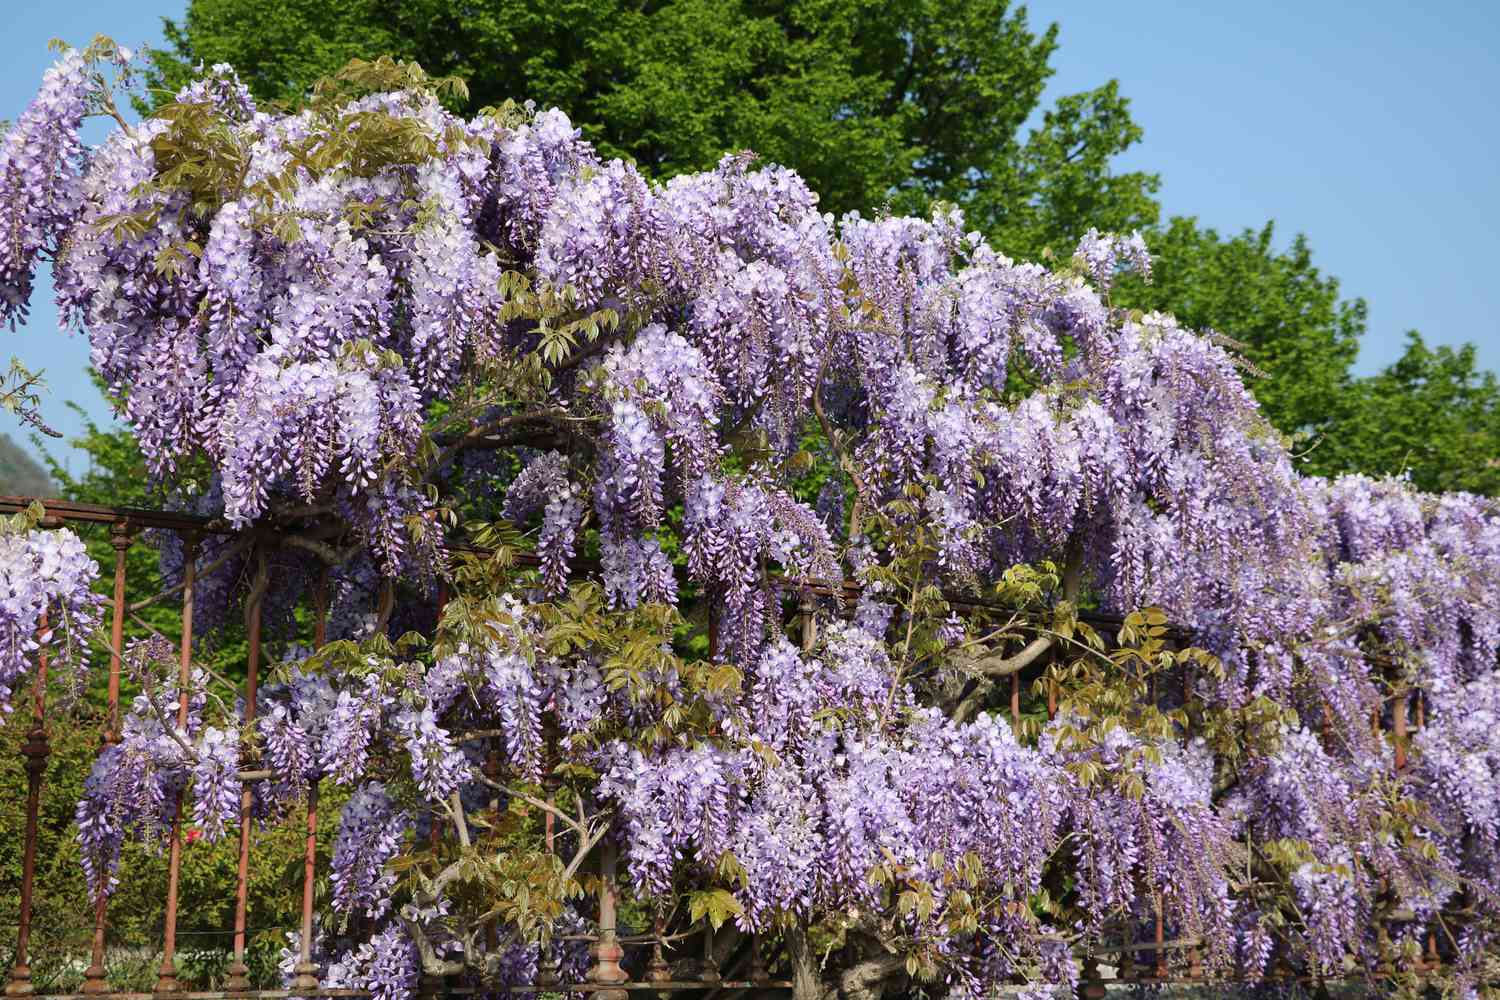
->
[0, 519, 103, 709]
[2, 47, 1499, 997]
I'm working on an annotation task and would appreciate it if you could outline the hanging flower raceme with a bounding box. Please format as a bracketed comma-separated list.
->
[0, 513, 104, 710]
[0, 48, 91, 324]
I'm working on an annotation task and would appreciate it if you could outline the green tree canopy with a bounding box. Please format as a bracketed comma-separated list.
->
[148, 0, 1159, 251]
[1311, 333, 1500, 495]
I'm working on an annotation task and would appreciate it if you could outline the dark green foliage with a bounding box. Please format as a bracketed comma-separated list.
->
[1310, 333, 1500, 496]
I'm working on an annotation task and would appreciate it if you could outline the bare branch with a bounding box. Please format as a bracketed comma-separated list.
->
[447, 790, 472, 848]
[130, 534, 254, 611]
[470, 772, 589, 838]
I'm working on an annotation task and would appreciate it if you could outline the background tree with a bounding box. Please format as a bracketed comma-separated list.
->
[148, 0, 1160, 250]
[1309, 332, 1500, 495]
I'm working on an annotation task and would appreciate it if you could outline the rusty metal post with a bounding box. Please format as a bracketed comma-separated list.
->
[1075, 954, 1105, 1000]
[708, 590, 720, 662]
[313, 567, 329, 650]
[104, 521, 129, 744]
[225, 573, 264, 993]
[750, 933, 769, 986]
[376, 577, 396, 634]
[698, 922, 720, 985]
[291, 780, 320, 991]
[1180, 664, 1202, 980]
[646, 910, 671, 997]
[293, 569, 329, 993]
[588, 842, 628, 1000]
[1392, 688, 1408, 772]
[1153, 903, 1168, 979]
[156, 534, 199, 993]
[1413, 689, 1439, 969]
[7, 614, 52, 997]
[82, 521, 131, 995]
[536, 723, 561, 988]
[1117, 919, 1136, 982]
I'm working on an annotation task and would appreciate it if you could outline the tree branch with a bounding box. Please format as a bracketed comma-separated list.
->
[967, 541, 1085, 678]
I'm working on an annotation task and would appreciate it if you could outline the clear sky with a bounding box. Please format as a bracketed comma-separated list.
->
[2, 0, 1497, 475]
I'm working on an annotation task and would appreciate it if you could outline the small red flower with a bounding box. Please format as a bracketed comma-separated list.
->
[185, 828, 203, 845]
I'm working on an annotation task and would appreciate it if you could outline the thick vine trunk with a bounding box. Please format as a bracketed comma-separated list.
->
[785, 921, 826, 1000]
[837, 954, 905, 1000]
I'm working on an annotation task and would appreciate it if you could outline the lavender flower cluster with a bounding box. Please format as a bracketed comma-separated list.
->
[0, 523, 103, 709]
[2, 48, 1498, 994]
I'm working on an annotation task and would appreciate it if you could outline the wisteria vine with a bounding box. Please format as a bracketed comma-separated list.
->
[1, 43, 1498, 1000]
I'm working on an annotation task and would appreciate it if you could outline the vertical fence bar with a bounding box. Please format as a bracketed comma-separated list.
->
[646, 909, 671, 993]
[589, 842, 628, 1000]
[293, 569, 330, 992]
[225, 566, 264, 992]
[6, 613, 51, 997]
[82, 520, 131, 995]
[698, 923, 720, 984]
[291, 781, 320, 990]
[1076, 954, 1105, 1000]
[1179, 659, 1202, 980]
[536, 724, 560, 988]
[104, 522, 129, 743]
[1117, 921, 1136, 982]
[156, 533, 199, 993]
[1414, 689, 1440, 969]
[798, 594, 816, 653]
[1392, 687, 1408, 772]
[376, 577, 396, 634]
[1153, 901, 1168, 979]
[750, 933, 769, 985]
[313, 567, 329, 650]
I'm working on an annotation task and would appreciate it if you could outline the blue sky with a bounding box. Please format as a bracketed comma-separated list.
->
[2, 0, 1497, 476]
